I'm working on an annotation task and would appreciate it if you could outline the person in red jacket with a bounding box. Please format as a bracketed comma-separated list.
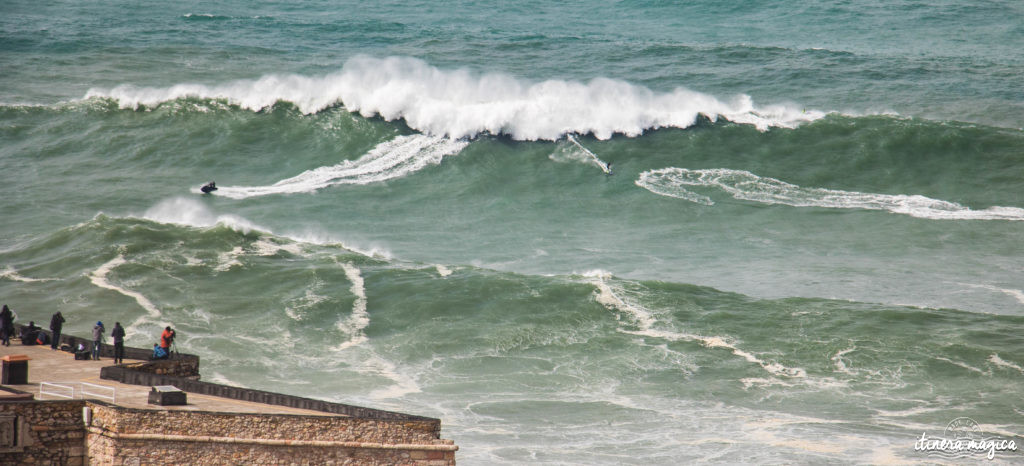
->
[160, 326, 176, 357]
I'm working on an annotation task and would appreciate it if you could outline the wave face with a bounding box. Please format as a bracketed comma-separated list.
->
[4, 0, 1024, 463]
[85, 56, 824, 140]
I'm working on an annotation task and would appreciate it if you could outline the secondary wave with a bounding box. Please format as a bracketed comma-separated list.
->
[636, 168, 1024, 221]
[211, 134, 467, 199]
[84, 55, 825, 141]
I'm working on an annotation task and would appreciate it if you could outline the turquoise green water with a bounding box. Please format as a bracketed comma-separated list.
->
[2, 1, 1023, 463]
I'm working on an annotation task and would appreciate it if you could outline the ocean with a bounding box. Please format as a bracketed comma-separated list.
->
[2, 0, 1023, 463]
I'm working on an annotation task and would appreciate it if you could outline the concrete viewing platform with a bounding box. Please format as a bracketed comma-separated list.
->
[0, 327, 457, 465]
[0, 343, 333, 417]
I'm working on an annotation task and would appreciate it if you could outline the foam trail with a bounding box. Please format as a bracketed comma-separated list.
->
[336, 262, 369, 350]
[0, 267, 58, 283]
[584, 270, 806, 378]
[214, 134, 468, 199]
[85, 55, 825, 141]
[89, 255, 162, 319]
[637, 168, 1024, 221]
[566, 134, 610, 173]
[961, 283, 1024, 305]
[989, 354, 1024, 374]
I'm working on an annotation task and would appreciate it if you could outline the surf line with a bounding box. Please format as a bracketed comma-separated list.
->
[566, 134, 612, 174]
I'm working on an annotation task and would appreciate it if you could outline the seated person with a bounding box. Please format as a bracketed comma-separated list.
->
[152, 344, 169, 360]
[20, 321, 40, 345]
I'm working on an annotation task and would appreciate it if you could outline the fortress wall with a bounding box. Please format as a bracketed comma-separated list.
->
[0, 399, 88, 466]
[85, 403, 457, 466]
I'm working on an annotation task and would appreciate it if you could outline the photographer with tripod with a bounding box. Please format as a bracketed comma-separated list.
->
[159, 325, 176, 359]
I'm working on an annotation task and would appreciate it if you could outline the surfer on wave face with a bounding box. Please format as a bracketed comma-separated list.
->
[201, 181, 217, 194]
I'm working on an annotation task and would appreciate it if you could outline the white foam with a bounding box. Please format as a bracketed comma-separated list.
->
[586, 271, 806, 378]
[142, 197, 267, 233]
[336, 262, 369, 350]
[0, 266, 58, 283]
[436, 265, 453, 277]
[961, 283, 1024, 305]
[551, 134, 611, 173]
[933, 356, 988, 375]
[832, 346, 857, 375]
[637, 167, 1024, 221]
[988, 354, 1024, 373]
[85, 55, 824, 141]
[284, 281, 329, 322]
[251, 237, 305, 257]
[365, 355, 422, 400]
[215, 246, 245, 272]
[214, 134, 468, 199]
[88, 254, 162, 319]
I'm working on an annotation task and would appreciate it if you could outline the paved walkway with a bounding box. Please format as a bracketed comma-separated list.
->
[0, 342, 337, 416]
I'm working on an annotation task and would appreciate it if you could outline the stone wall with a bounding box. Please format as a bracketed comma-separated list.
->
[119, 359, 200, 379]
[100, 365, 432, 422]
[0, 398, 87, 466]
[85, 404, 457, 465]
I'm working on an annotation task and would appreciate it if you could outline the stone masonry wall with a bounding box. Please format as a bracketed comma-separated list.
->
[86, 403, 456, 465]
[119, 359, 200, 379]
[0, 399, 87, 466]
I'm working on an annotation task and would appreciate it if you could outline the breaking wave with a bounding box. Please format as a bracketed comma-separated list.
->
[84, 55, 825, 141]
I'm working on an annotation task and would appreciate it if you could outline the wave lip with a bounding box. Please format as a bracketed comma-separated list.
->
[637, 167, 1024, 221]
[84, 55, 825, 141]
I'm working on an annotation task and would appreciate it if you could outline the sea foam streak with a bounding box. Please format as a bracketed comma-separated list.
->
[214, 134, 467, 199]
[584, 270, 806, 378]
[637, 168, 1024, 220]
[336, 262, 369, 350]
[85, 55, 823, 141]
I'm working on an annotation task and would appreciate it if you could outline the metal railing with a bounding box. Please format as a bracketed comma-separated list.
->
[39, 382, 75, 400]
[39, 381, 116, 404]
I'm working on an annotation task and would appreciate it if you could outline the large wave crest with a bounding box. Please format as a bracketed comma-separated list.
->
[85, 56, 824, 141]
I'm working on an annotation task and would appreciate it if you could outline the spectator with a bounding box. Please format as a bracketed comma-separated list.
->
[21, 321, 41, 345]
[92, 321, 105, 360]
[49, 311, 65, 350]
[152, 344, 168, 360]
[0, 305, 13, 346]
[112, 322, 126, 364]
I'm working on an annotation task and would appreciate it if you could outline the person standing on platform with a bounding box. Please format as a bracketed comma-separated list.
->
[0, 305, 13, 346]
[160, 326, 176, 358]
[92, 321, 105, 360]
[49, 311, 65, 350]
[111, 322, 126, 364]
